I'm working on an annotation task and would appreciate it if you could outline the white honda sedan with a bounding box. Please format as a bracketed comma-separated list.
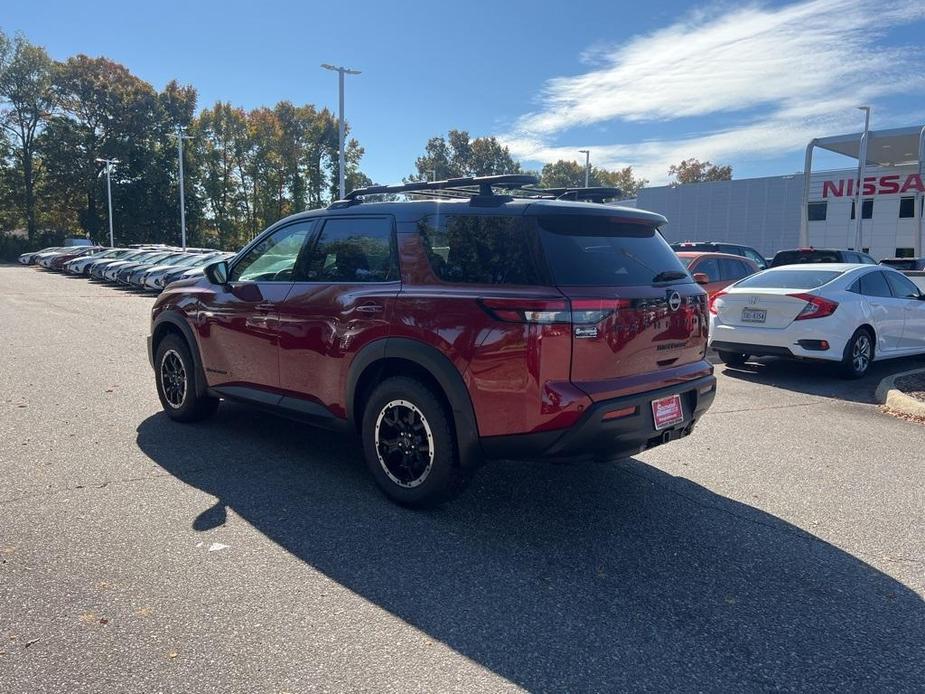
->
[709, 263, 925, 378]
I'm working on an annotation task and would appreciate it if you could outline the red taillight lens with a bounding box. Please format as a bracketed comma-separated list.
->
[478, 298, 571, 324]
[789, 293, 838, 320]
[479, 297, 634, 325]
[569, 298, 631, 324]
[709, 291, 727, 315]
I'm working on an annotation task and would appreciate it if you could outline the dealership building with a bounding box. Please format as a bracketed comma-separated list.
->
[628, 125, 925, 260]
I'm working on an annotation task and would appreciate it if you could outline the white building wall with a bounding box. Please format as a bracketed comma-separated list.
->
[636, 165, 923, 259]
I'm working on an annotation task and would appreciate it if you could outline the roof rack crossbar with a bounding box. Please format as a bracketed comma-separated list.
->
[522, 186, 622, 202]
[344, 174, 539, 200]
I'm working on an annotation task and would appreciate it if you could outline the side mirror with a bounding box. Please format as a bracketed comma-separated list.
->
[693, 272, 710, 285]
[204, 260, 229, 286]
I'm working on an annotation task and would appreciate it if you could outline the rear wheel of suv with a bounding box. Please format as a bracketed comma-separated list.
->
[155, 334, 219, 422]
[361, 376, 470, 507]
[717, 350, 749, 366]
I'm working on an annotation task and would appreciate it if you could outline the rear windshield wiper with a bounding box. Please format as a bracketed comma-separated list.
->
[652, 270, 689, 283]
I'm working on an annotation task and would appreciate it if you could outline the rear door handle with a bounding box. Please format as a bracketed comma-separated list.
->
[356, 303, 383, 314]
[255, 302, 276, 312]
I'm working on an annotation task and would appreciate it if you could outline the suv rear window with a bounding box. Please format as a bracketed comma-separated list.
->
[418, 215, 545, 285]
[736, 269, 843, 289]
[538, 215, 689, 287]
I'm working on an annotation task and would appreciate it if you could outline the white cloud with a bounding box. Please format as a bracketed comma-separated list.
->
[504, 0, 925, 183]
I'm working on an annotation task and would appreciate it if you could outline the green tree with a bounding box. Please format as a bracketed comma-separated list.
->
[539, 159, 648, 197]
[0, 30, 56, 238]
[667, 158, 732, 184]
[411, 129, 521, 180]
[44, 55, 161, 241]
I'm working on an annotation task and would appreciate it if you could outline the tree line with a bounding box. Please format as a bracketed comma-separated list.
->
[0, 29, 369, 253]
[1, 28, 732, 258]
[408, 130, 731, 195]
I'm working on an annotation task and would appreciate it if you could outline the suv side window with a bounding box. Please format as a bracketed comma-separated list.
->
[694, 257, 721, 282]
[884, 271, 922, 299]
[742, 248, 766, 268]
[418, 214, 544, 285]
[303, 217, 397, 283]
[230, 221, 315, 282]
[719, 258, 751, 282]
[859, 271, 893, 298]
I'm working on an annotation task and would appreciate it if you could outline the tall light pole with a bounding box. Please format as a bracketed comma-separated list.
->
[95, 158, 119, 247]
[578, 149, 590, 188]
[854, 106, 871, 251]
[175, 126, 193, 250]
[321, 63, 361, 199]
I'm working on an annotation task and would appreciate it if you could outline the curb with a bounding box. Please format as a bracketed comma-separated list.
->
[875, 367, 925, 418]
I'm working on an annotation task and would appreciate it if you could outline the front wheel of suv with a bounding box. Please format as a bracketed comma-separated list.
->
[155, 334, 219, 422]
[361, 376, 471, 507]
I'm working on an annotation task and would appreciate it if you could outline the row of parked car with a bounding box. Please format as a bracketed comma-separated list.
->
[18, 244, 235, 291]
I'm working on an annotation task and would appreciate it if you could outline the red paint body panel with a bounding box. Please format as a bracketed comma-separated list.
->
[277, 282, 400, 418]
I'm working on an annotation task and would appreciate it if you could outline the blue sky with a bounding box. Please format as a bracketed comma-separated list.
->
[5, 0, 925, 185]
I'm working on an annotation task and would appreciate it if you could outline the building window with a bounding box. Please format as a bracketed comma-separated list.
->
[899, 197, 916, 218]
[895, 248, 915, 258]
[807, 202, 827, 221]
[850, 199, 874, 220]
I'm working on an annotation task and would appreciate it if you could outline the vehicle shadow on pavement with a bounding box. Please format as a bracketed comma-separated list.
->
[718, 355, 925, 404]
[136, 405, 925, 691]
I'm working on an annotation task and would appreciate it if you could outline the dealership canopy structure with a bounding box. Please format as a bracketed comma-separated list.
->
[631, 123, 925, 261]
[801, 125, 925, 254]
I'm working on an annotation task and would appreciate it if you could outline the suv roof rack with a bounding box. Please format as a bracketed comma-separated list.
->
[334, 175, 622, 208]
[342, 174, 538, 201]
[521, 186, 622, 203]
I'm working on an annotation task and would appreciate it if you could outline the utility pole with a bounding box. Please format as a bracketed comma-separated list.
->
[95, 158, 120, 247]
[321, 64, 362, 199]
[579, 149, 590, 188]
[854, 106, 871, 251]
[176, 127, 193, 250]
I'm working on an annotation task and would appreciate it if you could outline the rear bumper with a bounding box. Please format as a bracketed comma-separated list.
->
[479, 374, 716, 461]
[709, 321, 847, 362]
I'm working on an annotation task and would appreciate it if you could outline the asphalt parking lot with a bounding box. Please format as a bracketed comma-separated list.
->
[1, 264, 924, 692]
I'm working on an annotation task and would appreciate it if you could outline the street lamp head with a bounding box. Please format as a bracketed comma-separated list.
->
[578, 149, 590, 154]
[321, 63, 361, 75]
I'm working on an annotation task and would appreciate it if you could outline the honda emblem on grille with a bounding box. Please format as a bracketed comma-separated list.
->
[668, 291, 682, 311]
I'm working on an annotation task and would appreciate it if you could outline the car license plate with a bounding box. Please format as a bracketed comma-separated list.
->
[652, 394, 684, 430]
[741, 308, 767, 323]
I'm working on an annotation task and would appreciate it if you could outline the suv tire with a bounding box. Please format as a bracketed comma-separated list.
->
[155, 334, 220, 422]
[840, 328, 873, 380]
[361, 376, 470, 507]
[717, 350, 749, 367]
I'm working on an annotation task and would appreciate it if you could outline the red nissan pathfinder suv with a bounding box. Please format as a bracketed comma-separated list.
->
[149, 175, 716, 505]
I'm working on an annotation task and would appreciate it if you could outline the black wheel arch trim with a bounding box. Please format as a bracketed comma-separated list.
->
[347, 338, 483, 468]
[151, 310, 209, 399]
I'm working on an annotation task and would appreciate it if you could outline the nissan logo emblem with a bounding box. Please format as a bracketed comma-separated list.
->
[668, 291, 682, 311]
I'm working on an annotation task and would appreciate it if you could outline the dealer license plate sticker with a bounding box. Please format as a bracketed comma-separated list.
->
[652, 394, 684, 430]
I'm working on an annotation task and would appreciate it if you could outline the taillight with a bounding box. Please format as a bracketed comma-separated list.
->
[569, 298, 631, 324]
[478, 297, 632, 325]
[709, 291, 727, 315]
[789, 293, 838, 320]
[478, 298, 570, 324]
